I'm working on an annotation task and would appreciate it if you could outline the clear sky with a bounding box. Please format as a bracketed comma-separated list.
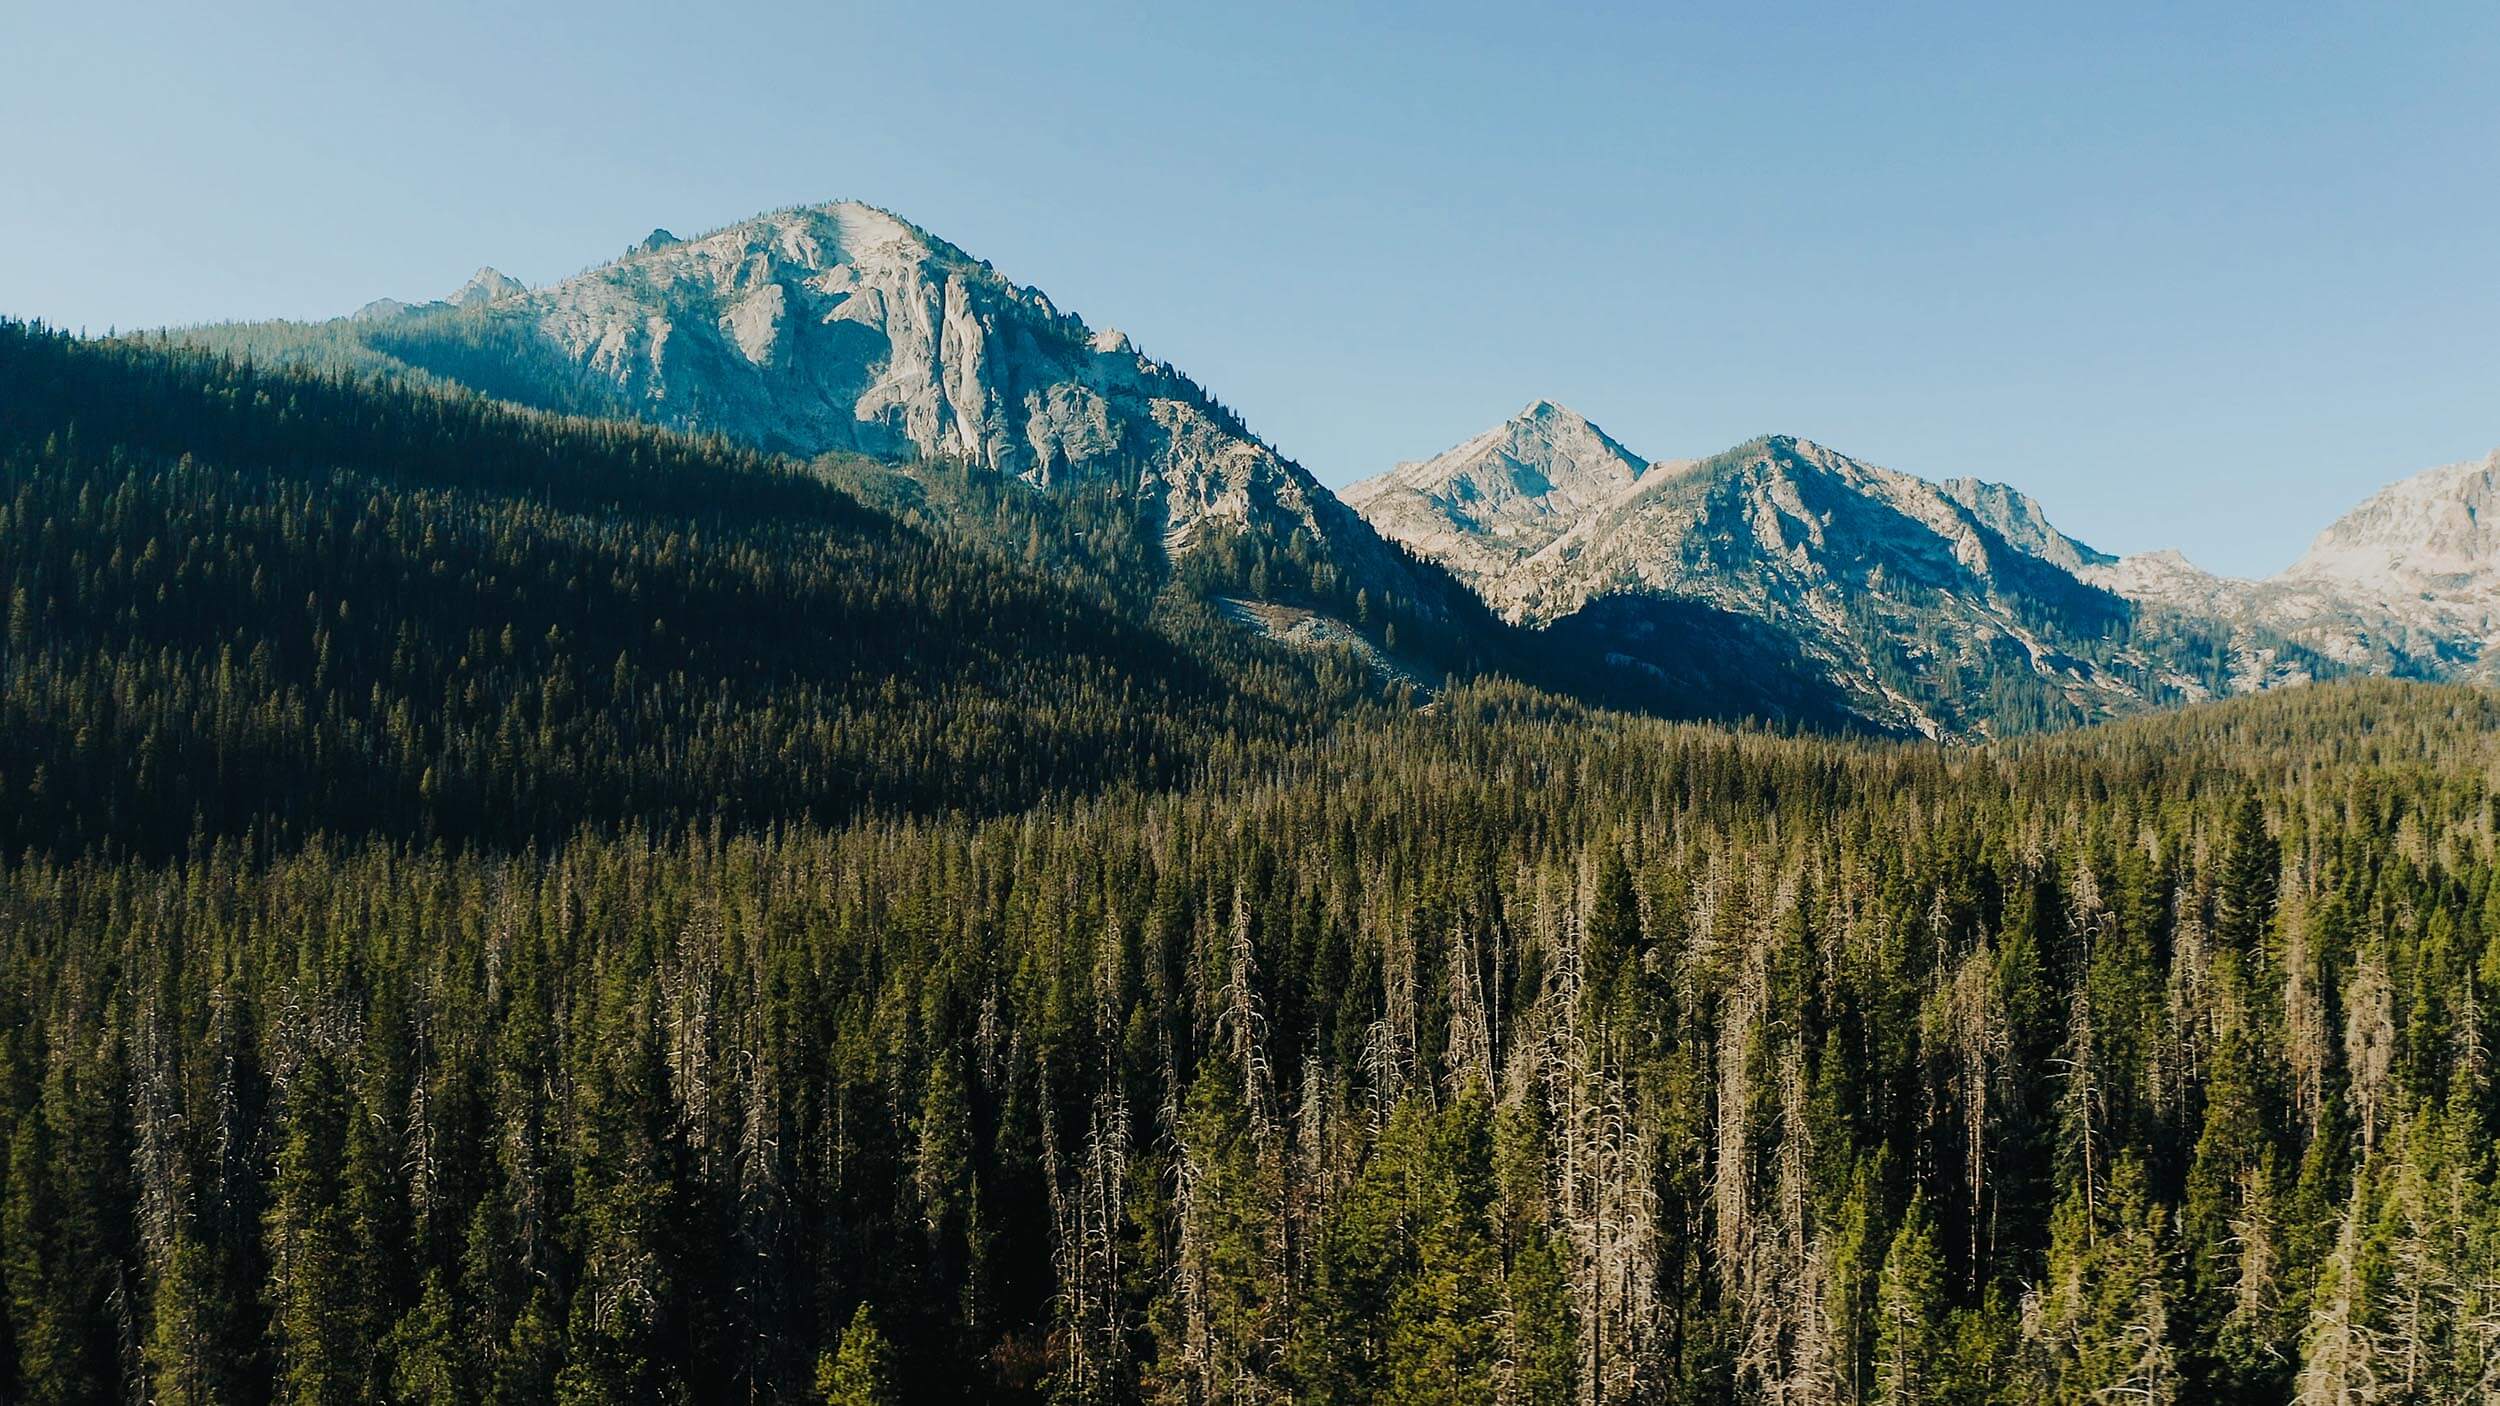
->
[5, 1, 2494, 577]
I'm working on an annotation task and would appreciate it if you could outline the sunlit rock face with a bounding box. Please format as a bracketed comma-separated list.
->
[1355, 412, 2323, 737]
[475, 201, 1430, 598]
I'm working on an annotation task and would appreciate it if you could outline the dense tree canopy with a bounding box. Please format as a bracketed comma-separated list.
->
[2, 324, 2496, 1403]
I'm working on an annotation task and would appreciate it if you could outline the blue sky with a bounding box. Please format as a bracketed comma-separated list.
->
[5, 1, 2494, 576]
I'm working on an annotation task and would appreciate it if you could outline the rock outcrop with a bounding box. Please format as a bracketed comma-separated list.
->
[450, 267, 526, 307]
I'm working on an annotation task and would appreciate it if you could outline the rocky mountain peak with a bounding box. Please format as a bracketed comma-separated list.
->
[2079, 448, 2500, 683]
[2284, 448, 2500, 595]
[1341, 400, 1650, 591]
[503, 199, 1153, 486]
[1349, 416, 2266, 738]
[1936, 475, 2114, 573]
[450, 267, 526, 306]
[325, 198, 1454, 628]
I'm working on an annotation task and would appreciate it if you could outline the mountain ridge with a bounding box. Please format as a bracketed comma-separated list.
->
[1341, 398, 1655, 592]
[2085, 447, 2500, 678]
[1354, 413, 2325, 737]
[158, 198, 2494, 737]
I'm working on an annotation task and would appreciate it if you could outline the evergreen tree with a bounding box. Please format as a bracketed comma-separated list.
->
[817, 1304, 900, 1406]
[265, 1052, 362, 1406]
[1873, 1195, 1945, 1406]
[2020, 1156, 2178, 1405]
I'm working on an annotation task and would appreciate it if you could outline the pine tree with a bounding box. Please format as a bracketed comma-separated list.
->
[385, 1268, 471, 1406]
[5, 1104, 105, 1406]
[1503, 1231, 1576, 1406]
[2179, 1026, 2288, 1400]
[265, 1051, 361, 1406]
[1382, 1090, 1503, 1406]
[557, 960, 682, 1404]
[1873, 1195, 1945, 1405]
[817, 1303, 900, 1406]
[2020, 1155, 2178, 1405]
[145, 1228, 223, 1406]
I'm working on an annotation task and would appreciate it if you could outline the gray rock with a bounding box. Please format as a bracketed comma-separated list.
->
[434, 200, 1444, 615]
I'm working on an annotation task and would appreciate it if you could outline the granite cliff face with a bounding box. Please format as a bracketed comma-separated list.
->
[1358, 404, 2500, 733]
[478, 202, 1394, 571]
[300, 202, 1466, 638]
[449, 267, 526, 307]
[1341, 400, 1653, 590]
[2290, 449, 2500, 593]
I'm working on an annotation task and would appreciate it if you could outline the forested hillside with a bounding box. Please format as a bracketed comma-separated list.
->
[1, 325, 2496, 1404]
[0, 322, 1401, 857]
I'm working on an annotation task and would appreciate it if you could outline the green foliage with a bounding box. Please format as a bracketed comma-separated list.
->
[0, 674, 2486, 1401]
[817, 1304, 900, 1406]
[265, 1052, 364, 1406]
[3, 321, 2499, 1404]
[0, 321, 1382, 856]
[1872, 1195, 1944, 1405]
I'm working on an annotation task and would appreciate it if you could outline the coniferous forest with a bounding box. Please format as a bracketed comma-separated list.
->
[3, 322, 2499, 1405]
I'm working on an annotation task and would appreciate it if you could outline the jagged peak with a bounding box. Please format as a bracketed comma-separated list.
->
[450, 267, 525, 306]
[342, 197, 1410, 596]
[1703, 432, 1841, 466]
[1343, 399, 1656, 579]
[540, 199, 1136, 368]
[576, 201, 947, 288]
[1513, 397, 1587, 424]
[1936, 474, 2116, 569]
[1683, 432, 1815, 473]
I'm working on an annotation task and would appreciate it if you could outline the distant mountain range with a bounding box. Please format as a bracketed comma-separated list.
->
[2084, 449, 2500, 680]
[1349, 406, 2316, 736]
[171, 199, 2498, 739]
[1353, 401, 2500, 733]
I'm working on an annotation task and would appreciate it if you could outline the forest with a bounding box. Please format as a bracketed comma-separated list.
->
[1, 323, 2496, 1404]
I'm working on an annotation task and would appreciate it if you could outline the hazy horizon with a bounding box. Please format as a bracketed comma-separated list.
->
[6, 0, 2494, 576]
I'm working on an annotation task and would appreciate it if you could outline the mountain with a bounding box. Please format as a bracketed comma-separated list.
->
[2084, 448, 2500, 678]
[1935, 475, 2113, 574]
[448, 265, 526, 306]
[13, 220, 2500, 1406]
[1341, 399, 1654, 588]
[485, 200, 1367, 560]
[11, 323, 2497, 1404]
[1350, 413, 2311, 737]
[2288, 448, 2500, 592]
[184, 202, 1477, 671]
[170, 200, 2484, 738]
[350, 266, 528, 321]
